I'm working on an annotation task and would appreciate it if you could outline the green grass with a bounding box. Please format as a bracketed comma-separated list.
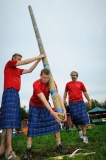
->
[0, 125, 106, 160]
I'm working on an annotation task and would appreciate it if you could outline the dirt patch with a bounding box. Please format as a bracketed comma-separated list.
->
[21, 147, 75, 160]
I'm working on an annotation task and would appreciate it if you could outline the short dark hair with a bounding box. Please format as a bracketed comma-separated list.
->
[40, 68, 50, 75]
[11, 53, 22, 60]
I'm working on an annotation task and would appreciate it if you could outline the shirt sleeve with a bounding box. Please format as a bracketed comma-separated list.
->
[19, 68, 24, 75]
[7, 60, 17, 67]
[33, 83, 42, 95]
[81, 82, 87, 92]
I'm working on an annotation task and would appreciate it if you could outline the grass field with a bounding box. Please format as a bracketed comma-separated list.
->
[0, 125, 106, 160]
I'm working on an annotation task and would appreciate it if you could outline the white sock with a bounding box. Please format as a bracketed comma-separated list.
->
[27, 141, 32, 149]
[56, 138, 61, 146]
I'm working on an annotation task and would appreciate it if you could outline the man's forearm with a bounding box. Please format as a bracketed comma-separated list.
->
[37, 93, 54, 114]
[22, 60, 41, 74]
[63, 92, 67, 106]
[16, 54, 45, 66]
[16, 57, 38, 66]
[28, 60, 40, 72]
[84, 92, 91, 101]
[84, 92, 92, 108]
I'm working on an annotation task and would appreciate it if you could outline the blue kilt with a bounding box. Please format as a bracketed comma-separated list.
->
[0, 88, 21, 129]
[69, 101, 89, 125]
[27, 105, 60, 137]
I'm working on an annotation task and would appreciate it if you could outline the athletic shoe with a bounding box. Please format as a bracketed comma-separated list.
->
[78, 130, 83, 139]
[83, 136, 88, 144]
[56, 144, 70, 154]
[23, 148, 32, 160]
[5, 151, 20, 160]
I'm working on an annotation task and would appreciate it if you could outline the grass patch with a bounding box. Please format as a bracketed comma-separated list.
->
[0, 125, 106, 159]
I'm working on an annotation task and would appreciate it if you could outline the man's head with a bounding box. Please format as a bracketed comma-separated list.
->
[40, 68, 50, 83]
[11, 53, 22, 61]
[70, 71, 78, 82]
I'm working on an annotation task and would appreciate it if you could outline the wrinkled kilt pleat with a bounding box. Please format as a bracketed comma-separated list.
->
[69, 101, 89, 125]
[27, 105, 60, 136]
[0, 88, 21, 129]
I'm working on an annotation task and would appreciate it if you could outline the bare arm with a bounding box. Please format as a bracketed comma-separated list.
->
[37, 93, 62, 123]
[16, 54, 45, 66]
[22, 59, 41, 74]
[63, 91, 67, 106]
[83, 92, 92, 108]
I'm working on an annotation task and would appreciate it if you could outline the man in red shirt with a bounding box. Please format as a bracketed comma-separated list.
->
[0, 53, 45, 160]
[23, 68, 70, 160]
[63, 71, 92, 144]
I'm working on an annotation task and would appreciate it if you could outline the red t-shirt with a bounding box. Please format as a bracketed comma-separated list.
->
[65, 81, 87, 102]
[30, 79, 58, 108]
[4, 60, 24, 91]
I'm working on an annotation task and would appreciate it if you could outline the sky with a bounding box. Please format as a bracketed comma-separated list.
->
[0, 0, 106, 109]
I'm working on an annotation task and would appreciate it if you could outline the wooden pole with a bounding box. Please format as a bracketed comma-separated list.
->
[28, 6, 64, 118]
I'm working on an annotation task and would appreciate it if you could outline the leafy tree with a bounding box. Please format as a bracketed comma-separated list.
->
[101, 101, 106, 109]
[91, 99, 102, 108]
[21, 106, 28, 121]
[85, 99, 106, 111]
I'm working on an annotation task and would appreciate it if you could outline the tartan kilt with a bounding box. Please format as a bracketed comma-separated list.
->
[27, 105, 60, 137]
[69, 101, 89, 125]
[0, 88, 21, 129]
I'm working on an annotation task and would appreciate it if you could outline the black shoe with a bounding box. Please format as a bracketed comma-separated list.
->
[23, 148, 32, 160]
[56, 144, 70, 154]
[65, 127, 69, 132]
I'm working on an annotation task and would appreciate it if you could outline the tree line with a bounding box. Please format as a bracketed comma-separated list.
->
[85, 99, 106, 111]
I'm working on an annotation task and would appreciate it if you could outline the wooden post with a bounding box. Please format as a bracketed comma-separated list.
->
[28, 6, 64, 118]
